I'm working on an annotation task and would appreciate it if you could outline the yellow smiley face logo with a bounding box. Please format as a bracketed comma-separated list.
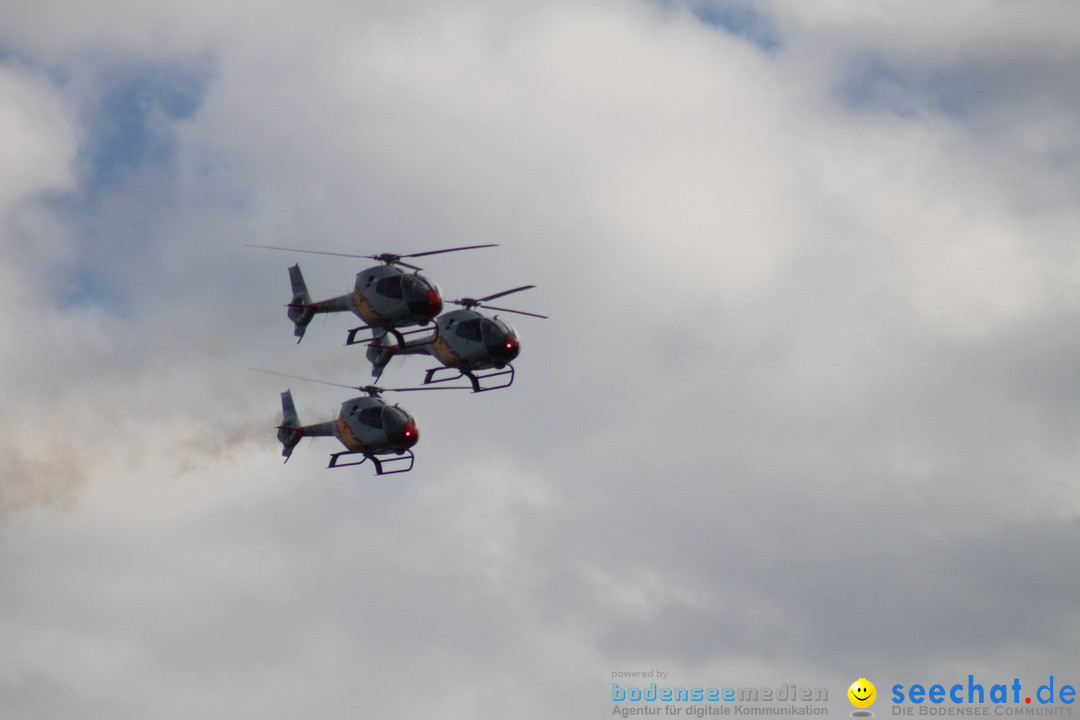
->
[848, 678, 876, 708]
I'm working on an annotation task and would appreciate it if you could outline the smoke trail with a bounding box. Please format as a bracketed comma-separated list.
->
[168, 412, 280, 478]
[0, 443, 88, 515]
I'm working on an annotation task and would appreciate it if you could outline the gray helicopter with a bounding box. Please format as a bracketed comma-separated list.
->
[351, 285, 547, 393]
[247, 243, 496, 345]
[260, 370, 465, 475]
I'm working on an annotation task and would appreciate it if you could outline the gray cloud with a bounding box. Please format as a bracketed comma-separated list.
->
[1, 1, 1078, 718]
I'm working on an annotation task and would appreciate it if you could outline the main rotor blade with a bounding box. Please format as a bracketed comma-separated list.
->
[249, 367, 358, 390]
[480, 304, 549, 319]
[477, 284, 535, 302]
[251, 368, 471, 393]
[382, 258, 424, 271]
[400, 244, 498, 259]
[382, 385, 474, 392]
[247, 243, 494, 267]
[246, 244, 375, 260]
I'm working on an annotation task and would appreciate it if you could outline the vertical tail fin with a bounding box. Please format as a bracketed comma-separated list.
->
[277, 390, 303, 462]
[287, 265, 315, 343]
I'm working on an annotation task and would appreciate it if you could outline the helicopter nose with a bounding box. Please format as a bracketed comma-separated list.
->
[407, 286, 443, 319]
[497, 333, 520, 362]
[423, 288, 442, 318]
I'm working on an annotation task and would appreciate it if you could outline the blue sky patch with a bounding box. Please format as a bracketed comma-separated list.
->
[58, 263, 129, 316]
[80, 59, 212, 187]
[52, 57, 214, 314]
[689, 1, 781, 51]
[840, 54, 970, 121]
[841, 56, 918, 116]
[658, 0, 782, 52]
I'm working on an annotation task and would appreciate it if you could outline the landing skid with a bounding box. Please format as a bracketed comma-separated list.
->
[423, 364, 515, 393]
[327, 449, 415, 475]
[345, 324, 433, 349]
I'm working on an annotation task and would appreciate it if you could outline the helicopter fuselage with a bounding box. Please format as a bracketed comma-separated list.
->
[288, 264, 443, 344]
[361, 308, 523, 391]
[332, 395, 419, 454]
[428, 309, 521, 371]
[348, 265, 442, 329]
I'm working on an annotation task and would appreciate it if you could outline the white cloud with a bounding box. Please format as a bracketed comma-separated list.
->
[2, 1, 1079, 717]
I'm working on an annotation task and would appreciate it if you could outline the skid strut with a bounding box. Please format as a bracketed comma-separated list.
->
[423, 364, 515, 393]
[327, 449, 415, 475]
[345, 324, 433, 348]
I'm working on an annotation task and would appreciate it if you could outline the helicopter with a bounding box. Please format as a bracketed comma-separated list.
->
[246, 243, 497, 345]
[352, 285, 547, 393]
[259, 370, 467, 475]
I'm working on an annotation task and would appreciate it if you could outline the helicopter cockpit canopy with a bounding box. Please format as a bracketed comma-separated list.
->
[346, 401, 418, 450]
[382, 405, 419, 449]
[483, 317, 519, 362]
[452, 317, 519, 361]
[374, 274, 442, 317]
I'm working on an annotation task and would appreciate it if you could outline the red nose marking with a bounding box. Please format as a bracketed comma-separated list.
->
[425, 288, 442, 318]
[503, 333, 520, 360]
[402, 421, 419, 448]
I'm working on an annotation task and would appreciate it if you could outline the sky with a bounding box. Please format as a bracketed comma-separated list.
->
[1, 0, 1079, 718]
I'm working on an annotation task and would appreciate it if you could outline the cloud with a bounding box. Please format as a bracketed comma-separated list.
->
[1, 1, 1079, 717]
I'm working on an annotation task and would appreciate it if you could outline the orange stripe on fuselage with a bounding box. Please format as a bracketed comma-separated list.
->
[335, 417, 369, 452]
[351, 290, 384, 326]
[432, 334, 465, 368]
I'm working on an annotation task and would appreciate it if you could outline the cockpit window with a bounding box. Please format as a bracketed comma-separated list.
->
[358, 406, 384, 428]
[480, 318, 509, 345]
[454, 319, 483, 342]
[401, 275, 428, 302]
[382, 406, 416, 446]
[481, 316, 519, 360]
[383, 406, 410, 430]
[375, 276, 403, 299]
